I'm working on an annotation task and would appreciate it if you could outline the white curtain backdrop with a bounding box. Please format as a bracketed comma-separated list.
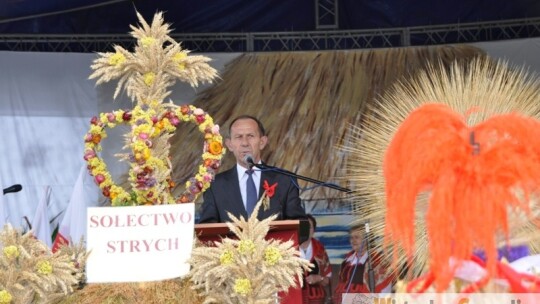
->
[1, 37, 539, 232]
[0, 51, 98, 230]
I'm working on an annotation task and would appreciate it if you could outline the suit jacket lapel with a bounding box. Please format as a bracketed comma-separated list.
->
[223, 168, 247, 218]
[258, 170, 265, 199]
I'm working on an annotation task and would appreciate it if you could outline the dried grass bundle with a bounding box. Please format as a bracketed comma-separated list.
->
[189, 197, 311, 304]
[55, 278, 202, 304]
[0, 224, 87, 304]
[171, 45, 484, 204]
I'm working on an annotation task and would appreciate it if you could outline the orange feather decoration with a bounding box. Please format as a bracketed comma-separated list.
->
[384, 103, 540, 291]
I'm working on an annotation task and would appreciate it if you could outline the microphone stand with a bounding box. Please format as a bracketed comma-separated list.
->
[251, 162, 349, 254]
[252, 163, 351, 193]
[365, 223, 376, 293]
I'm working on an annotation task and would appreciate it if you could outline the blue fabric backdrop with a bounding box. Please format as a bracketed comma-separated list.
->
[1, 0, 540, 34]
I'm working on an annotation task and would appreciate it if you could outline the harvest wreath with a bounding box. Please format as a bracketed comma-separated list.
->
[84, 104, 224, 206]
[82, 12, 224, 206]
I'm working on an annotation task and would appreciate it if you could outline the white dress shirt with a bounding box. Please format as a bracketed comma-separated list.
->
[300, 241, 314, 261]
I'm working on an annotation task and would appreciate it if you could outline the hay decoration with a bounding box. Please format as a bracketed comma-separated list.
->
[90, 12, 217, 102]
[54, 278, 202, 304]
[53, 239, 91, 287]
[189, 194, 311, 304]
[343, 57, 540, 286]
[170, 45, 484, 204]
[0, 224, 86, 303]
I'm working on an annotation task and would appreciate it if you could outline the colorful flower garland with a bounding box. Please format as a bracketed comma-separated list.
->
[84, 104, 224, 206]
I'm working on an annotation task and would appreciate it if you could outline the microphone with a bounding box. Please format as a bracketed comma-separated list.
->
[365, 222, 376, 293]
[3, 184, 22, 195]
[243, 154, 255, 168]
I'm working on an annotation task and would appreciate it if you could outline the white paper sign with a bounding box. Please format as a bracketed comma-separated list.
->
[86, 203, 194, 283]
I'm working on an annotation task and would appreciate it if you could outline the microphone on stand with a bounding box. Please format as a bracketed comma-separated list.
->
[243, 154, 256, 169]
[3, 184, 22, 195]
[365, 222, 376, 293]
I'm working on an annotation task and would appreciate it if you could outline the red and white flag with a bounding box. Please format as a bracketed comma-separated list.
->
[52, 166, 88, 252]
[32, 186, 52, 248]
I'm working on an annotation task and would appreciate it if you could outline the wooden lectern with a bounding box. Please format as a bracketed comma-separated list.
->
[195, 219, 309, 304]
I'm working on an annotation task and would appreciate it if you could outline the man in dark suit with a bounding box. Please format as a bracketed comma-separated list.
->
[198, 115, 306, 223]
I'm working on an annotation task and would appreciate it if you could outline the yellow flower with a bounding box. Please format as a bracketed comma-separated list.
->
[141, 37, 156, 47]
[173, 52, 187, 62]
[108, 52, 126, 66]
[198, 119, 212, 132]
[173, 52, 188, 70]
[238, 240, 255, 255]
[113, 188, 130, 201]
[146, 157, 166, 169]
[198, 165, 208, 176]
[219, 249, 234, 265]
[143, 148, 151, 160]
[152, 126, 162, 137]
[233, 278, 252, 296]
[0, 290, 12, 304]
[162, 118, 176, 132]
[36, 260, 53, 275]
[89, 159, 106, 172]
[143, 72, 156, 86]
[89, 124, 104, 135]
[134, 124, 153, 137]
[203, 152, 226, 160]
[264, 246, 282, 265]
[131, 105, 144, 115]
[132, 141, 148, 152]
[3, 246, 19, 259]
[115, 110, 125, 121]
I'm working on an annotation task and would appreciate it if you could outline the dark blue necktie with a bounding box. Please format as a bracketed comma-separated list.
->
[245, 170, 257, 216]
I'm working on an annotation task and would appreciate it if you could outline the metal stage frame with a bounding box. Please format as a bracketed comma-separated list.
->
[1, 17, 539, 53]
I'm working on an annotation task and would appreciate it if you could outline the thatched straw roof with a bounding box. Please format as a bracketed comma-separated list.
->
[169, 45, 485, 203]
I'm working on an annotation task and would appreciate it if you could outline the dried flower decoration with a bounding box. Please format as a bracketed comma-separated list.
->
[36, 260, 53, 275]
[2, 245, 19, 259]
[262, 180, 277, 198]
[85, 12, 224, 206]
[0, 290, 11, 304]
[189, 195, 312, 304]
[261, 181, 277, 211]
[0, 224, 87, 303]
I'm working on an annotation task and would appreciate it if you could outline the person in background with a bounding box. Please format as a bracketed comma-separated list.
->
[300, 214, 332, 304]
[334, 224, 393, 303]
[199, 115, 306, 223]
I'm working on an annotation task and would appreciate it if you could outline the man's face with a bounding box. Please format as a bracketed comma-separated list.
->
[226, 118, 268, 169]
[350, 229, 364, 253]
